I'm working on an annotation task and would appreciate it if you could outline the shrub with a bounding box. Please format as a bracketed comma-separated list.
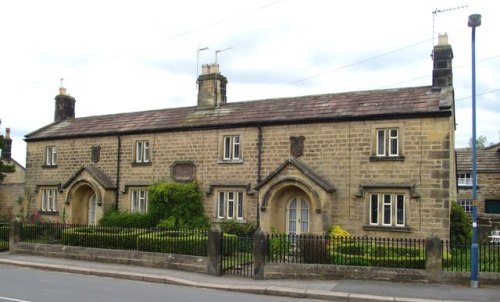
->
[137, 230, 208, 256]
[329, 225, 351, 238]
[218, 220, 257, 237]
[99, 209, 151, 228]
[450, 201, 471, 245]
[148, 182, 208, 229]
[298, 234, 329, 264]
[62, 227, 146, 250]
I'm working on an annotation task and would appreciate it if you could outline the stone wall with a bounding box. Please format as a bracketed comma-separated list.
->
[11, 242, 207, 274]
[25, 114, 454, 239]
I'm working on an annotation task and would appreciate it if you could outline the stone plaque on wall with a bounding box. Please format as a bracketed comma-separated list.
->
[290, 136, 305, 157]
[91, 146, 101, 163]
[171, 161, 195, 181]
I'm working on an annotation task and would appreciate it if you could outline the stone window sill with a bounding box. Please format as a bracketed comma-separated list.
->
[363, 225, 411, 232]
[38, 210, 60, 216]
[369, 156, 405, 162]
[217, 159, 244, 164]
[131, 161, 153, 167]
[42, 164, 58, 169]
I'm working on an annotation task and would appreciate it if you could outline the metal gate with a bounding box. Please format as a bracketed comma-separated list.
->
[221, 234, 254, 277]
[0, 223, 9, 252]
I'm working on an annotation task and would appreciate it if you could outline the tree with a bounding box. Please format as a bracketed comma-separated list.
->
[0, 134, 15, 182]
[468, 135, 488, 150]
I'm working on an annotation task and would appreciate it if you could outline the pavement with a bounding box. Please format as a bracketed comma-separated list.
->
[0, 253, 499, 302]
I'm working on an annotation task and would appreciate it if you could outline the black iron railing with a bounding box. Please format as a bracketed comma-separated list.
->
[0, 222, 9, 251]
[443, 240, 500, 272]
[268, 234, 426, 269]
[19, 223, 208, 256]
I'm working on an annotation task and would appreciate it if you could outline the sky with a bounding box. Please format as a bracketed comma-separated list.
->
[1, 0, 499, 166]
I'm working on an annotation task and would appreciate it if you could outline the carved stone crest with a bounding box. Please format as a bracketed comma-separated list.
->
[91, 146, 101, 163]
[290, 136, 305, 157]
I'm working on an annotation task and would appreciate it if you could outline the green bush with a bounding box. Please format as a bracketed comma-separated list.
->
[99, 210, 151, 228]
[450, 201, 471, 245]
[218, 220, 257, 237]
[62, 227, 146, 250]
[299, 234, 329, 264]
[137, 231, 208, 256]
[330, 241, 425, 268]
[148, 182, 208, 229]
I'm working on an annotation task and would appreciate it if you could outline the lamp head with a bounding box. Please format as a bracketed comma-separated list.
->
[468, 14, 481, 27]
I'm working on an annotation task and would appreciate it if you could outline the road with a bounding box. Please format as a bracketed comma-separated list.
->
[0, 264, 322, 302]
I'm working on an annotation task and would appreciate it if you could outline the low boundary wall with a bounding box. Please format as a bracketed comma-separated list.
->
[10, 242, 207, 274]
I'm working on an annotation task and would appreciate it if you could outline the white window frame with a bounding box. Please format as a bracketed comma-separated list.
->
[376, 128, 399, 157]
[457, 172, 473, 186]
[41, 189, 57, 212]
[135, 140, 150, 163]
[131, 189, 148, 213]
[459, 199, 473, 214]
[217, 191, 244, 219]
[45, 146, 57, 166]
[223, 135, 241, 160]
[369, 193, 406, 227]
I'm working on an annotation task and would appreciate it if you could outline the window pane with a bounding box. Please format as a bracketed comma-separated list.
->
[139, 190, 146, 213]
[223, 137, 231, 159]
[131, 191, 138, 212]
[228, 192, 234, 218]
[370, 194, 378, 224]
[377, 130, 385, 156]
[136, 142, 143, 162]
[233, 136, 240, 159]
[237, 192, 243, 219]
[396, 194, 404, 225]
[389, 129, 398, 156]
[288, 198, 297, 233]
[218, 192, 225, 218]
[300, 198, 309, 233]
[383, 194, 391, 225]
[143, 141, 150, 162]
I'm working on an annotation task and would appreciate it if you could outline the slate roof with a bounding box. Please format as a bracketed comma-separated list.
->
[25, 86, 450, 141]
[456, 144, 500, 173]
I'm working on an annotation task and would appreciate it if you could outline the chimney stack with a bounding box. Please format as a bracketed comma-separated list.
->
[432, 33, 454, 87]
[197, 63, 228, 109]
[54, 87, 76, 122]
[1, 128, 12, 160]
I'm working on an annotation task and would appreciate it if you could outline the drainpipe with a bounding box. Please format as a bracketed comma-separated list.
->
[256, 125, 263, 228]
[115, 134, 122, 210]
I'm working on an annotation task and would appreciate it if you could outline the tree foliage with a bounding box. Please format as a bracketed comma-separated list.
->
[450, 201, 472, 244]
[468, 135, 491, 150]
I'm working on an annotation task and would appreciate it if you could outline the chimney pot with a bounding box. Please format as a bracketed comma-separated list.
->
[438, 33, 448, 46]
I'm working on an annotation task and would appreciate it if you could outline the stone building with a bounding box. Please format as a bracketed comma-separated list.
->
[0, 128, 26, 220]
[457, 143, 500, 235]
[24, 35, 456, 239]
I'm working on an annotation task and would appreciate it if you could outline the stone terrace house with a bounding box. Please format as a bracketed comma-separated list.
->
[24, 35, 456, 240]
[0, 128, 26, 220]
[457, 144, 500, 234]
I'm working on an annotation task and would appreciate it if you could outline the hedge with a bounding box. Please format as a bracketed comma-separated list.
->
[61, 227, 147, 250]
[137, 230, 208, 256]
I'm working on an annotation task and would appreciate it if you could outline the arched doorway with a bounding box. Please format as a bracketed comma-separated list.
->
[286, 196, 310, 235]
[68, 182, 100, 225]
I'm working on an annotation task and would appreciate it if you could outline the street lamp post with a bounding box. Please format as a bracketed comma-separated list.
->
[468, 13, 481, 289]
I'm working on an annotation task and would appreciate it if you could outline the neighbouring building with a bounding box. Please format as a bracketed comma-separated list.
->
[24, 34, 457, 240]
[457, 143, 500, 236]
[0, 128, 26, 220]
